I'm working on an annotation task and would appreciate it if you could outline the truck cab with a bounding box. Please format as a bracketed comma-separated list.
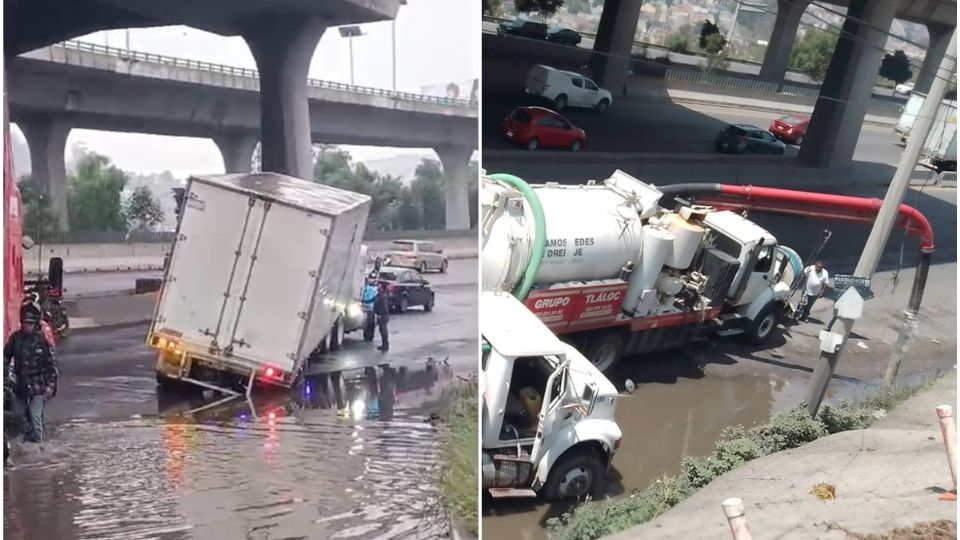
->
[701, 209, 794, 342]
[481, 291, 622, 499]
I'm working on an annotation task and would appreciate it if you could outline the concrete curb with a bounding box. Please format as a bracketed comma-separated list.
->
[658, 95, 898, 128]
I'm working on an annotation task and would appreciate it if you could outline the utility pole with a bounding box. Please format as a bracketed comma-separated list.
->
[804, 28, 957, 416]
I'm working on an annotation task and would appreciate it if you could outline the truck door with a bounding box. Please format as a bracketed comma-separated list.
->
[736, 244, 776, 306]
[530, 359, 572, 463]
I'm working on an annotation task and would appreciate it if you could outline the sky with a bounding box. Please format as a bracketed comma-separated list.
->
[13, 0, 478, 178]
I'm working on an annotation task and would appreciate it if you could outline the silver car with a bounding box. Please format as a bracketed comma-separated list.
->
[378, 240, 448, 273]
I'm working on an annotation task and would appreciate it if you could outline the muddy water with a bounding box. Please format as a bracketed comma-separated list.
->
[4, 364, 454, 540]
[482, 372, 868, 540]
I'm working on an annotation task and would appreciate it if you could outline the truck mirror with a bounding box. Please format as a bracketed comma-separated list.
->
[581, 382, 598, 416]
[21, 235, 35, 250]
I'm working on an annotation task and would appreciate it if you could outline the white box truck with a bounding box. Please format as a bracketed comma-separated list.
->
[894, 91, 925, 144]
[148, 173, 370, 395]
[921, 99, 957, 173]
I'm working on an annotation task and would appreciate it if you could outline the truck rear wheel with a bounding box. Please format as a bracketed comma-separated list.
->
[543, 448, 606, 500]
[746, 302, 779, 345]
[584, 332, 624, 373]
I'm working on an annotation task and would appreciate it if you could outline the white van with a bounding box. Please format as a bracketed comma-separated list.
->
[524, 65, 613, 113]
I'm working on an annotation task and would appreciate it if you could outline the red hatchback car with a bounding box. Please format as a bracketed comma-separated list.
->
[502, 107, 586, 151]
[768, 115, 809, 145]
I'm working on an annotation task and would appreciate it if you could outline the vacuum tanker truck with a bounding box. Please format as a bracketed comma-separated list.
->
[481, 170, 802, 372]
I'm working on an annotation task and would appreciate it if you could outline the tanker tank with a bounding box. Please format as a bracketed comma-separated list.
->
[481, 171, 665, 294]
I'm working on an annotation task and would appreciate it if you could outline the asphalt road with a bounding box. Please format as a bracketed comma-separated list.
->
[483, 93, 903, 163]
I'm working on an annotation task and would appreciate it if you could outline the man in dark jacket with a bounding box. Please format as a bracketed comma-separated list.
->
[4, 304, 58, 443]
[374, 283, 390, 352]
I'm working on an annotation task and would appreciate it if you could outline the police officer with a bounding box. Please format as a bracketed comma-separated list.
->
[374, 282, 390, 352]
[4, 303, 58, 443]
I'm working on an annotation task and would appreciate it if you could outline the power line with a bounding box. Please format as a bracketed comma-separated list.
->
[777, 0, 957, 85]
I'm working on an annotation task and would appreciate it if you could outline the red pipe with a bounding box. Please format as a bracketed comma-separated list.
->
[709, 185, 935, 252]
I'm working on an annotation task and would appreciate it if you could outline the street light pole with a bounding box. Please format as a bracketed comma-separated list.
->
[804, 27, 957, 416]
[392, 20, 397, 91]
[338, 26, 364, 86]
[349, 36, 355, 85]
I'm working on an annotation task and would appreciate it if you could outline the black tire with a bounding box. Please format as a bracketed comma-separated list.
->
[596, 99, 609, 113]
[543, 448, 606, 500]
[554, 94, 568, 110]
[424, 294, 435, 312]
[583, 332, 624, 373]
[570, 139, 582, 152]
[795, 136, 803, 146]
[329, 320, 343, 351]
[156, 371, 182, 389]
[419, 261, 428, 274]
[527, 138, 540, 151]
[440, 260, 448, 273]
[746, 302, 779, 345]
[398, 295, 408, 314]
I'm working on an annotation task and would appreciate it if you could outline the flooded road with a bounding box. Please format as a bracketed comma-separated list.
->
[6, 259, 478, 540]
[482, 365, 875, 539]
[5, 364, 455, 540]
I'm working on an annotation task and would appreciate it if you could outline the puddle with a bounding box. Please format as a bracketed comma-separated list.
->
[482, 370, 872, 540]
[4, 363, 457, 540]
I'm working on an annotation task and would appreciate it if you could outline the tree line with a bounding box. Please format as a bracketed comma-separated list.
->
[20, 145, 478, 238]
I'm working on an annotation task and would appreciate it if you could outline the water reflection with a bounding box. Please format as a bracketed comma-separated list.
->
[4, 361, 454, 540]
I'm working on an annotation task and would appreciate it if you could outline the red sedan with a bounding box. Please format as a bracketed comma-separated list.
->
[768, 115, 809, 145]
[502, 106, 586, 151]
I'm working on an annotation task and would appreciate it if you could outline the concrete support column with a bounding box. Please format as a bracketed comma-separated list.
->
[799, 0, 902, 169]
[18, 115, 71, 231]
[915, 23, 954, 94]
[435, 146, 473, 231]
[590, 0, 643, 93]
[242, 17, 326, 179]
[213, 132, 260, 174]
[758, 0, 811, 85]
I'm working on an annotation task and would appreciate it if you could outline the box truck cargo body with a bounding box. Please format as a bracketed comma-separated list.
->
[149, 173, 370, 392]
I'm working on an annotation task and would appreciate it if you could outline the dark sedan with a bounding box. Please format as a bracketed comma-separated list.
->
[497, 19, 548, 40]
[372, 266, 434, 313]
[546, 27, 582, 46]
[714, 124, 786, 155]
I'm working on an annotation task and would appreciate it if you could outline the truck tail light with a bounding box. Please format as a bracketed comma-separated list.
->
[261, 365, 284, 381]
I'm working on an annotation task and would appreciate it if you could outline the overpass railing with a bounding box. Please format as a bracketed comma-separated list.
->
[44, 40, 477, 109]
[665, 68, 821, 98]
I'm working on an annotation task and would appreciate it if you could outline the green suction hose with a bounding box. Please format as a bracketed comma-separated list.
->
[489, 173, 546, 301]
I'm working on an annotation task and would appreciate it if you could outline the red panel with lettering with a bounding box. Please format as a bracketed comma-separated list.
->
[526, 283, 629, 332]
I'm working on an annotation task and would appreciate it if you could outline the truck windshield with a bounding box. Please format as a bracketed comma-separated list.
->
[377, 271, 398, 280]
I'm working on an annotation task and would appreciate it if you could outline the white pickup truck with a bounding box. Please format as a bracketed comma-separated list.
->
[148, 172, 370, 396]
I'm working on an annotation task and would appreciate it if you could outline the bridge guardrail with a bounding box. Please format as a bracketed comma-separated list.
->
[40, 40, 477, 110]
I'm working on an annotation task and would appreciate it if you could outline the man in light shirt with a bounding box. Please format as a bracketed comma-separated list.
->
[797, 260, 830, 322]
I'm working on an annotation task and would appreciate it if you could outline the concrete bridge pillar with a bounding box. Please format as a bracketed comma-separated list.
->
[799, 0, 902, 169]
[435, 146, 473, 231]
[590, 0, 643, 94]
[758, 0, 811, 86]
[214, 133, 260, 174]
[18, 115, 71, 231]
[243, 17, 326, 180]
[915, 23, 954, 94]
